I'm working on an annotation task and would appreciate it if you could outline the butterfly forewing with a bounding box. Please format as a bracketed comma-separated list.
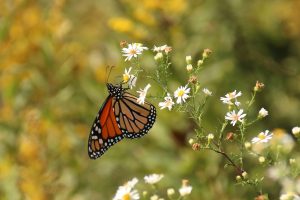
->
[88, 96, 124, 159]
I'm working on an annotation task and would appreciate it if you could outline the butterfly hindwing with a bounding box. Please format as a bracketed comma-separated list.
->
[113, 92, 156, 139]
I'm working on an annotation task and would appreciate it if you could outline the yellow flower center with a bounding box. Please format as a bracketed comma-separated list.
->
[258, 133, 266, 140]
[232, 114, 239, 121]
[178, 90, 185, 97]
[122, 193, 130, 200]
[123, 74, 130, 83]
[129, 49, 137, 55]
[228, 92, 235, 99]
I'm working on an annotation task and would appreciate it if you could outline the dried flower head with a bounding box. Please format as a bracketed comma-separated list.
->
[188, 75, 197, 84]
[254, 81, 265, 92]
[192, 143, 200, 151]
[202, 48, 212, 58]
[226, 132, 234, 141]
[120, 40, 128, 48]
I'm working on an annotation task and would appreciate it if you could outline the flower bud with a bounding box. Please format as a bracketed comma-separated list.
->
[259, 156, 265, 163]
[244, 142, 251, 149]
[289, 158, 296, 165]
[292, 126, 300, 137]
[167, 188, 175, 196]
[258, 108, 268, 118]
[186, 56, 192, 64]
[188, 138, 194, 145]
[197, 60, 203, 67]
[143, 191, 148, 197]
[150, 195, 158, 200]
[242, 171, 248, 179]
[186, 64, 193, 72]
[236, 175, 242, 182]
[207, 133, 214, 140]
[154, 52, 163, 61]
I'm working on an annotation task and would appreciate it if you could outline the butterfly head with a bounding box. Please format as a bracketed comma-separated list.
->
[106, 83, 125, 100]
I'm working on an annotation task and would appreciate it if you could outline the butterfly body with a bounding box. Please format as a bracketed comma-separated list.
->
[88, 84, 156, 159]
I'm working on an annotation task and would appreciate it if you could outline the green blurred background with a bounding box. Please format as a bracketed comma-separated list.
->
[1, 0, 300, 199]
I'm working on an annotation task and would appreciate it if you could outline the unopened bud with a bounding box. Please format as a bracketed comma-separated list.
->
[242, 171, 248, 179]
[289, 158, 296, 165]
[186, 56, 192, 64]
[143, 191, 148, 197]
[244, 142, 251, 149]
[188, 138, 194, 145]
[207, 133, 214, 141]
[258, 108, 268, 118]
[154, 52, 163, 61]
[186, 64, 193, 72]
[236, 175, 242, 182]
[167, 188, 175, 196]
[292, 126, 300, 137]
[197, 60, 203, 67]
[259, 156, 265, 163]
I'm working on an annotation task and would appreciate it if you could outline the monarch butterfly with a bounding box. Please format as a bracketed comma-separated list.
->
[88, 83, 156, 159]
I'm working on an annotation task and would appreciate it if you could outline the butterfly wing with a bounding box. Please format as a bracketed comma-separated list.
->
[88, 96, 124, 159]
[113, 92, 156, 139]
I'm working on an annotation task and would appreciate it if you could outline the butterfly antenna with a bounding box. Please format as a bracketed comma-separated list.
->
[105, 65, 114, 83]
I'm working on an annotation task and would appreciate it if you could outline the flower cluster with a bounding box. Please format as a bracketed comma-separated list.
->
[113, 174, 193, 200]
[116, 41, 299, 200]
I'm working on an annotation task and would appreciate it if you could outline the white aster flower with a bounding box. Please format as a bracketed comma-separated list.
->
[144, 174, 164, 185]
[123, 67, 137, 89]
[158, 93, 175, 110]
[280, 192, 300, 200]
[179, 180, 192, 197]
[122, 43, 147, 61]
[203, 88, 212, 96]
[125, 177, 139, 189]
[153, 45, 171, 53]
[137, 84, 151, 105]
[113, 178, 139, 200]
[225, 109, 246, 126]
[174, 85, 190, 104]
[220, 90, 242, 106]
[251, 130, 273, 144]
[113, 186, 139, 200]
[258, 108, 268, 118]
